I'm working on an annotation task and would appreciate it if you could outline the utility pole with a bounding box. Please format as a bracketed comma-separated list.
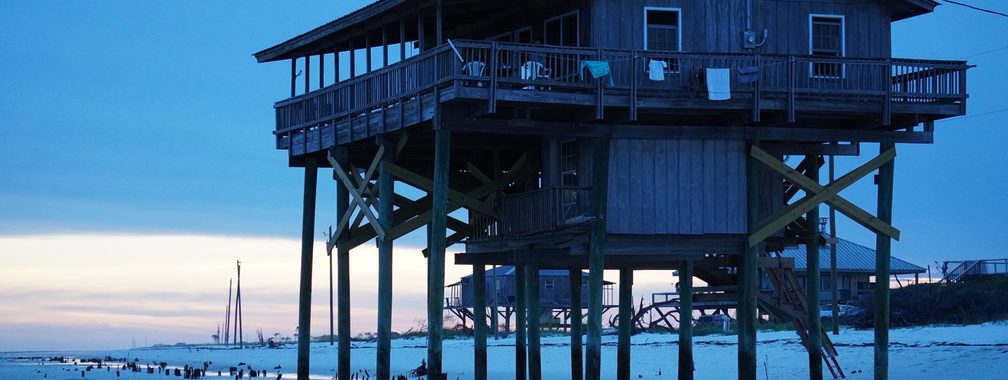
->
[225, 279, 232, 345]
[233, 260, 244, 348]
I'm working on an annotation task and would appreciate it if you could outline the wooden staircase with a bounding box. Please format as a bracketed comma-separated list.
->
[759, 252, 846, 379]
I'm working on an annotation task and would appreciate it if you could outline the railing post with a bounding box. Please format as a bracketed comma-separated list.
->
[752, 54, 761, 123]
[883, 60, 892, 127]
[787, 56, 796, 123]
[630, 52, 638, 121]
[490, 41, 499, 114]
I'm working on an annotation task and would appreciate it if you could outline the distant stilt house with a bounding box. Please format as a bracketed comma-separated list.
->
[769, 235, 925, 304]
[445, 266, 615, 332]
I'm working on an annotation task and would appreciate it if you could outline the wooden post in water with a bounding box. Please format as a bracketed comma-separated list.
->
[297, 158, 318, 380]
[474, 264, 488, 380]
[586, 137, 610, 380]
[569, 269, 583, 380]
[738, 144, 760, 380]
[334, 147, 351, 380]
[806, 154, 823, 380]
[617, 269, 633, 380]
[874, 143, 896, 380]
[526, 264, 542, 380]
[515, 263, 527, 380]
[678, 260, 694, 380]
[377, 136, 395, 380]
[224, 279, 232, 345]
[427, 129, 450, 379]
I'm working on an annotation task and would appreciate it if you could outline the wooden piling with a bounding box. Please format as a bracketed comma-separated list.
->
[428, 129, 451, 379]
[738, 144, 760, 380]
[874, 143, 896, 380]
[586, 137, 610, 380]
[526, 264, 542, 380]
[334, 147, 351, 380]
[569, 269, 583, 380]
[678, 260, 694, 380]
[806, 154, 823, 380]
[617, 269, 633, 380]
[377, 137, 395, 380]
[515, 263, 527, 380]
[474, 264, 488, 380]
[297, 158, 318, 380]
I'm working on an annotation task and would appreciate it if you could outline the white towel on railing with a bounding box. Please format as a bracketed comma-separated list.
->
[648, 59, 668, 81]
[706, 68, 731, 100]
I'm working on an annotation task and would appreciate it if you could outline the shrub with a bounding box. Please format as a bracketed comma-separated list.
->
[848, 277, 1008, 328]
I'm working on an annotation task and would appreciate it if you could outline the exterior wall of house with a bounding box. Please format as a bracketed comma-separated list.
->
[765, 272, 873, 303]
[589, 0, 892, 57]
[459, 273, 587, 308]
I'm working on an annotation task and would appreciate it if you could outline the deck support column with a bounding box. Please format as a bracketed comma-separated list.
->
[334, 147, 352, 380]
[586, 137, 610, 380]
[617, 269, 633, 380]
[678, 260, 694, 380]
[515, 263, 528, 380]
[427, 129, 450, 380]
[569, 269, 584, 380]
[806, 154, 823, 380]
[874, 143, 896, 380]
[526, 264, 542, 380]
[474, 264, 488, 380]
[739, 143, 761, 380]
[296, 158, 318, 380]
[377, 136, 395, 380]
[829, 152, 839, 335]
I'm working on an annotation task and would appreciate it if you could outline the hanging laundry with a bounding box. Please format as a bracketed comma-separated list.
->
[737, 66, 760, 84]
[579, 60, 615, 86]
[648, 59, 668, 81]
[706, 68, 731, 100]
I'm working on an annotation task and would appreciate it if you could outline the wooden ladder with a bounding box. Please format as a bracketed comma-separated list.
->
[761, 252, 846, 379]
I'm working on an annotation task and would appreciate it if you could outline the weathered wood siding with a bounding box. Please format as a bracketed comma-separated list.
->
[604, 138, 748, 235]
[590, 0, 891, 57]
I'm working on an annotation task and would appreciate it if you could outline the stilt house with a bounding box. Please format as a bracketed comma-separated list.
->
[254, 0, 968, 379]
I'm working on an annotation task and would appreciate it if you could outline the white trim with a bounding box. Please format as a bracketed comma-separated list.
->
[544, 10, 580, 47]
[808, 13, 846, 78]
[643, 6, 682, 51]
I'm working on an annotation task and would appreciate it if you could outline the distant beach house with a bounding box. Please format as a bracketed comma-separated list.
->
[769, 235, 925, 304]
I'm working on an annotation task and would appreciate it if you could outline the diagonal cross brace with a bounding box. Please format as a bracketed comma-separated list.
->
[748, 146, 896, 247]
[328, 149, 386, 240]
[751, 146, 901, 242]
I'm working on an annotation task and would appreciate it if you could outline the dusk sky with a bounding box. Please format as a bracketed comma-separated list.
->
[1, 1, 1006, 352]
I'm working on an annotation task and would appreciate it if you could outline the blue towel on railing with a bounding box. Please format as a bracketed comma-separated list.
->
[579, 60, 615, 86]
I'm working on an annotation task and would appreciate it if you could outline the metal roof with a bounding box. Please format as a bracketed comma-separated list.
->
[780, 235, 925, 275]
[253, 0, 937, 63]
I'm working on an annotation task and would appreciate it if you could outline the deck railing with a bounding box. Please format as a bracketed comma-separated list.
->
[470, 186, 593, 240]
[943, 259, 1008, 283]
[274, 40, 969, 150]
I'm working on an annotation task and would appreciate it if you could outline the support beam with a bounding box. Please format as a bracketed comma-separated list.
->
[515, 263, 528, 380]
[474, 264, 488, 380]
[569, 269, 583, 380]
[334, 148, 352, 380]
[806, 155, 823, 380]
[586, 137, 610, 380]
[376, 136, 395, 380]
[739, 144, 760, 380]
[678, 260, 694, 380]
[617, 269, 633, 380]
[526, 264, 542, 380]
[427, 129, 451, 380]
[874, 143, 896, 380]
[297, 158, 318, 380]
[829, 152, 839, 336]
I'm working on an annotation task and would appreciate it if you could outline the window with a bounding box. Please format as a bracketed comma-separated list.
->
[545, 280, 555, 290]
[545, 11, 579, 47]
[809, 15, 844, 78]
[644, 8, 681, 51]
[821, 275, 831, 290]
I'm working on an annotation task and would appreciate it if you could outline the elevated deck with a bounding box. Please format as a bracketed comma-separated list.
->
[273, 40, 968, 157]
